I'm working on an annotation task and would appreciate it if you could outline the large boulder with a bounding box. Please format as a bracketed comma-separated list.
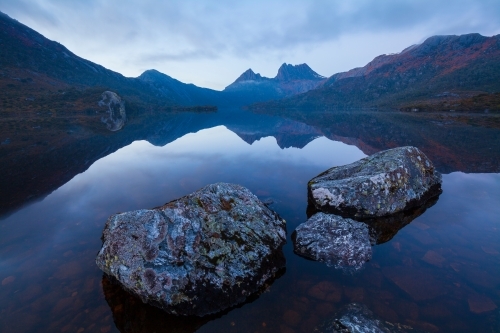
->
[308, 146, 442, 219]
[96, 183, 286, 316]
[292, 213, 372, 271]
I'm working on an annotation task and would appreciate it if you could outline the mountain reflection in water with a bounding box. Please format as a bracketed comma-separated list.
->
[0, 108, 499, 333]
[1, 108, 498, 216]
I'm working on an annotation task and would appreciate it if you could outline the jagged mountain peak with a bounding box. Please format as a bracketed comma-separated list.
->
[233, 69, 264, 83]
[275, 63, 325, 81]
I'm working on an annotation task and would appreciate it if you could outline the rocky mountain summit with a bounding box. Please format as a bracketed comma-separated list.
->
[224, 63, 326, 102]
[275, 63, 325, 81]
[233, 69, 266, 83]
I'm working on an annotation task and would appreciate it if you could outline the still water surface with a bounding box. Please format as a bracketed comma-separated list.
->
[0, 109, 499, 332]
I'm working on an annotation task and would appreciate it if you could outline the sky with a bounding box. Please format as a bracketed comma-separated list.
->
[1, 0, 500, 90]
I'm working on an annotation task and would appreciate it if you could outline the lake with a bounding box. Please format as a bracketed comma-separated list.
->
[0, 108, 499, 332]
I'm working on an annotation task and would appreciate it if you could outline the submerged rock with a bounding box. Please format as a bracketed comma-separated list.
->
[315, 303, 427, 333]
[96, 183, 286, 316]
[308, 146, 442, 219]
[99, 91, 126, 131]
[292, 213, 372, 271]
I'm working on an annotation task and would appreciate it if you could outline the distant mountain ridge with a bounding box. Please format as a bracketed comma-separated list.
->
[0, 11, 229, 109]
[0, 11, 325, 109]
[2, 10, 499, 112]
[251, 33, 500, 110]
[137, 69, 224, 106]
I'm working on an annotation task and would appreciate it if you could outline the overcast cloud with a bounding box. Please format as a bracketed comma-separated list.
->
[1, 0, 499, 89]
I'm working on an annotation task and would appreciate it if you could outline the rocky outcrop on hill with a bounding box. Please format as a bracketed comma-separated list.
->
[308, 146, 442, 219]
[98, 91, 126, 131]
[96, 183, 286, 316]
[292, 213, 371, 271]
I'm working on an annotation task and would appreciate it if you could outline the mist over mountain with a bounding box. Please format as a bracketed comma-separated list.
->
[251, 33, 500, 111]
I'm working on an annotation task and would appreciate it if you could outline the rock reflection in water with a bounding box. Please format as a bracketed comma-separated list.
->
[102, 268, 286, 333]
[102, 275, 211, 333]
[362, 194, 440, 245]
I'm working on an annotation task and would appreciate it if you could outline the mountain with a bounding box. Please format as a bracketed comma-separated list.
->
[0, 11, 220, 110]
[223, 63, 326, 104]
[137, 69, 225, 106]
[0, 11, 330, 109]
[251, 34, 500, 111]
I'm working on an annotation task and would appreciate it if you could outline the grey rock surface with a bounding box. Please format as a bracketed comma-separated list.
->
[96, 183, 286, 316]
[292, 213, 372, 271]
[99, 91, 126, 131]
[308, 146, 442, 219]
[315, 303, 427, 333]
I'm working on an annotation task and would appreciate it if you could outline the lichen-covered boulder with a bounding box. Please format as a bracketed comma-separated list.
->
[315, 303, 427, 333]
[96, 183, 286, 316]
[308, 146, 442, 219]
[292, 213, 371, 271]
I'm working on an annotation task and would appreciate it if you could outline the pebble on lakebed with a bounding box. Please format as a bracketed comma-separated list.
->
[315, 303, 429, 333]
[96, 183, 286, 316]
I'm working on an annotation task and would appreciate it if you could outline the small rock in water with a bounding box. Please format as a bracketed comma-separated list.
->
[308, 146, 442, 219]
[315, 303, 428, 333]
[96, 183, 286, 316]
[292, 213, 371, 271]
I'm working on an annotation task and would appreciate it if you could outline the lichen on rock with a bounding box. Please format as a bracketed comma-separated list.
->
[308, 146, 442, 219]
[96, 183, 286, 316]
[292, 213, 372, 272]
